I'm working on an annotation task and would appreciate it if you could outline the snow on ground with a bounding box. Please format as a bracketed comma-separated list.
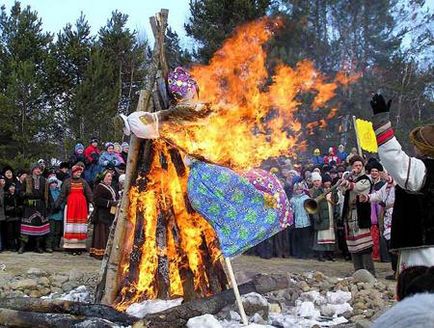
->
[186, 290, 352, 328]
[126, 298, 183, 318]
[41, 285, 92, 303]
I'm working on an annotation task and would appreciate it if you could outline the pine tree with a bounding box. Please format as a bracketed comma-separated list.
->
[185, 0, 272, 62]
[0, 2, 53, 166]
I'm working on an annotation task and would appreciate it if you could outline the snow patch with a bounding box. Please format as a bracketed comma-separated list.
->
[326, 291, 352, 304]
[126, 298, 183, 318]
[187, 314, 223, 328]
[241, 292, 268, 307]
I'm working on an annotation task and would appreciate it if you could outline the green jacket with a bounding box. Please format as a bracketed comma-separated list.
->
[309, 187, 337, 231]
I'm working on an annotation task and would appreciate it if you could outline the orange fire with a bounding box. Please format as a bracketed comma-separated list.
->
[115, 17, 357, 310]
[161, 17, 355, 169]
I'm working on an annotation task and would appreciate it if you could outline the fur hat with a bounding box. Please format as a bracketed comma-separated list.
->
[311, 172, 322, 182]
[2, 165, 14, 175]
[349, 155, 364, 166]
[409, 124, 434, 157]
[30, 163, 41, 172]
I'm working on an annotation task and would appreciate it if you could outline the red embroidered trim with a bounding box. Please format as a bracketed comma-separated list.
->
[376, 128, 394, 146]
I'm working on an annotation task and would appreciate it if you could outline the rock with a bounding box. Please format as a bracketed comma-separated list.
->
[7, 290, 25, 297]
[350, 314, 366, 322]
[26, 268, 48, 277]
[250, 313, 267, 325]
[227, 310, 241, 322]
[29, 290, 42, 298]
[352, 269, 376, 284]
[364, 309, 375, 318]
[187, 314, 223, 328]
[269, 303, 282, 313]
[10, 279, 37, 290]
[313, 271, 326, 282]
[51, 274, 69, 285]
[68, 269, 84, 282]
[241, 292, 269, 320]
[62, 282, 75, 292]
[37, 276, 50, 286]
[39, 287, 51, 296]
[297, 281, 310, 292]
[355, 319, 372, 328]
[50, 286, 63, 294]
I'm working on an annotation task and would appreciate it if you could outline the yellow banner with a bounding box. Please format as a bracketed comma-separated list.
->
[355, 118, 378, 153]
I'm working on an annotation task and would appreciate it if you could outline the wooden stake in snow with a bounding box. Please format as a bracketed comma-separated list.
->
[225, 257, 248, 325]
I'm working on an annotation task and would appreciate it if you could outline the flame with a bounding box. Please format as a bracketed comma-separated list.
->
[115, 141, 222, 310]
[161, 17, 356, 169]
[115, 17, 358, 310]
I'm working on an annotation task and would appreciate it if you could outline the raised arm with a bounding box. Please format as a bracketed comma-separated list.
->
[371, 94, 427, 192]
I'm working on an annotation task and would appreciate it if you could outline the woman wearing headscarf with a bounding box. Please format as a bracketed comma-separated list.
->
[56, 163, 93, 255]
[89, 170, 119, 259]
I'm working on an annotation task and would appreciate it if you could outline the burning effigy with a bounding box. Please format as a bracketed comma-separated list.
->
[96, 8, 357, 322]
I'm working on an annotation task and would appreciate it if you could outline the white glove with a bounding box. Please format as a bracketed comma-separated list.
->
[120, 112, 159, 139]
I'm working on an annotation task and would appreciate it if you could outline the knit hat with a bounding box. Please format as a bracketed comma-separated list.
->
[90, 137, 98, 144]
[311, 172, 322, 182]
[105, 142, 114, 150]
[293, 182, 304, 191]
[30, 162, 41, 172]
[74, 143, 84, 153]
[121, 142, 129, 152]
[113, 142, 122, 153]
[71, 164, 84, 174]
[409, 124, 434, 157]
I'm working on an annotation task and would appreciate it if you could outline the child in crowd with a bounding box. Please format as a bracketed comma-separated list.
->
[290, 182, 312, 259]
[47, 177, 63, 251]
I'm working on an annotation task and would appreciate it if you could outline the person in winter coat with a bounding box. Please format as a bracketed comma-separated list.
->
[311, 148, 324, 166]
[324, 147, 341, 165]
[56, 163, 93, 255]
[99, 143, 122, 169]
[46, 177, 63, 251]
[310, 173, 337, 262]
[370, 93, 434, 273]
[56, 162, 70, 182]
[337, 145, 348, 163]
[19, 163, 50, 254]
[0, 177, 5, 252]
[4, 183, 23, 251]
[83, 138, 102, 187]
[90, 170, 119, 259]
[290, 182, 312, 259]
[2, 166, 15, 190]
[69, 143, 86, 167]
[360, 173, 397, 280]
[113, 142, 125, 165]
[340, 155, 375, 276]
[121, 142, 129, 163]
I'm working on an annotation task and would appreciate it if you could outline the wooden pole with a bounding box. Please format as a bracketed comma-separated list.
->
[352, 115, 363, 157]
[100, 9, 169, 305]
[224, 258, 248, 325]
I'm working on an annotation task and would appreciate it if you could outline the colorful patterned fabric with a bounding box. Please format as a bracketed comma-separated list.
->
[187, 160, 283, 258]
[242, 169, 293, 228]
[167, 67, 198, 101]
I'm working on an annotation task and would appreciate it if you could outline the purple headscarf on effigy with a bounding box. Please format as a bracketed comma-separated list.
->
[167, 67, 198, 101]
[242, 168, 293, 228]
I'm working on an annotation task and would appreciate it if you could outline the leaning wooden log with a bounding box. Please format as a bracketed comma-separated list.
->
[134, 273, 291, 328]
[0, 298, 136, 325]
[0, 308, 116, 328]
[99, 9, 169, 305]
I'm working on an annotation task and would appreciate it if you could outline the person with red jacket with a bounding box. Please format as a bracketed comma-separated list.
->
[323, 147, 341, 165]
[83, 138, 102, 187]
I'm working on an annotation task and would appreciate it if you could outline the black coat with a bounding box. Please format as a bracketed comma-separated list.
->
[4, 192, 23, 221]
[93, 183, 118, 225]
